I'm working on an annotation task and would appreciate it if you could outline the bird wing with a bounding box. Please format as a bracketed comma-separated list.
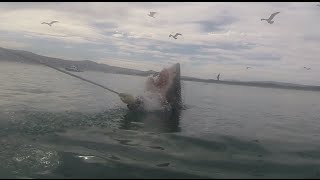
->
[175, 33, 182, 36]
[50, 21, 59, 24]
[41, 22, 48, 24]
[269, 12, 280, 20]
[150, 12, 156, 15]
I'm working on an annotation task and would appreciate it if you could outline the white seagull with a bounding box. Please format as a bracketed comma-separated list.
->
[169, 33, 182, 39]
[41, 21, 59, 26]
[246, 67, 252, 69]
[148, 12, 157, 18]
[261, 12, 280, 24]
[304, 67, 311, 70]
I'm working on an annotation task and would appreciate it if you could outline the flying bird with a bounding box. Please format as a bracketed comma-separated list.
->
[148, 12, 157, 18]
[304, 67, 311, 70]
[169, 33, 182, 39]
[41, 21, 59, 26]
[261, 12, 280, 24]
[246, 67, 252, 69]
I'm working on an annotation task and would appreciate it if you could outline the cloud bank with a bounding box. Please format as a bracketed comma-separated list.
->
[0, 2, 320, 85]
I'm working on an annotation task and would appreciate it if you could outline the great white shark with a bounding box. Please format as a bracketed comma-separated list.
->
[120, 63, 182, 112]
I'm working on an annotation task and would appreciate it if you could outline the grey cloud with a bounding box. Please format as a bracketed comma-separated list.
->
[190, 15, 239, 32]
[0, 2, 320, 84]
[303, 34, 320, 42]
[246, 53, 282, 61]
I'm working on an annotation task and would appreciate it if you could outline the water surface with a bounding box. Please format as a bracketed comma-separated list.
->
[1, 62, 320, 178]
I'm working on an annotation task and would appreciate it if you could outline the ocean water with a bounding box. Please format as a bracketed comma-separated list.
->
[1, 61, 320, 178]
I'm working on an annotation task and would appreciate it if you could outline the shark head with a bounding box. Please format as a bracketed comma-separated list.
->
[138, 63, 182, 112]
[152, 63, 182, 110]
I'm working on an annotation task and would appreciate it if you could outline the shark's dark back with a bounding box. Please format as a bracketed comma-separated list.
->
[165, 63, 182, 110]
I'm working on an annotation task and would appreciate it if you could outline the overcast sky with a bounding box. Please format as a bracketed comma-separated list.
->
[0, 2, 320, 85]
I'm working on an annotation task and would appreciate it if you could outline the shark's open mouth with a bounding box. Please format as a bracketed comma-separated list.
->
[148, 63, 182, 110]
[125, 63, 182, 112]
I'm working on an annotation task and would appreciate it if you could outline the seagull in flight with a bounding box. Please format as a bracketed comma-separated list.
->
[246, 67, 252, 69]
[148, 12, 157, 18]
[261, 12, 280, 24]
[41, 21, 59, 26]
[169, 33, 182, 39]
[304, 67, 311, 70]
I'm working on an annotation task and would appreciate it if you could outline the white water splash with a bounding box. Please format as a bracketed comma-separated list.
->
[140, 91, 169, 112]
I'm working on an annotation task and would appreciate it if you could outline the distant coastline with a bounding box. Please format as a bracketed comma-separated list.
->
[1, 46, 320, 92]
[181, 77, 320, 92]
